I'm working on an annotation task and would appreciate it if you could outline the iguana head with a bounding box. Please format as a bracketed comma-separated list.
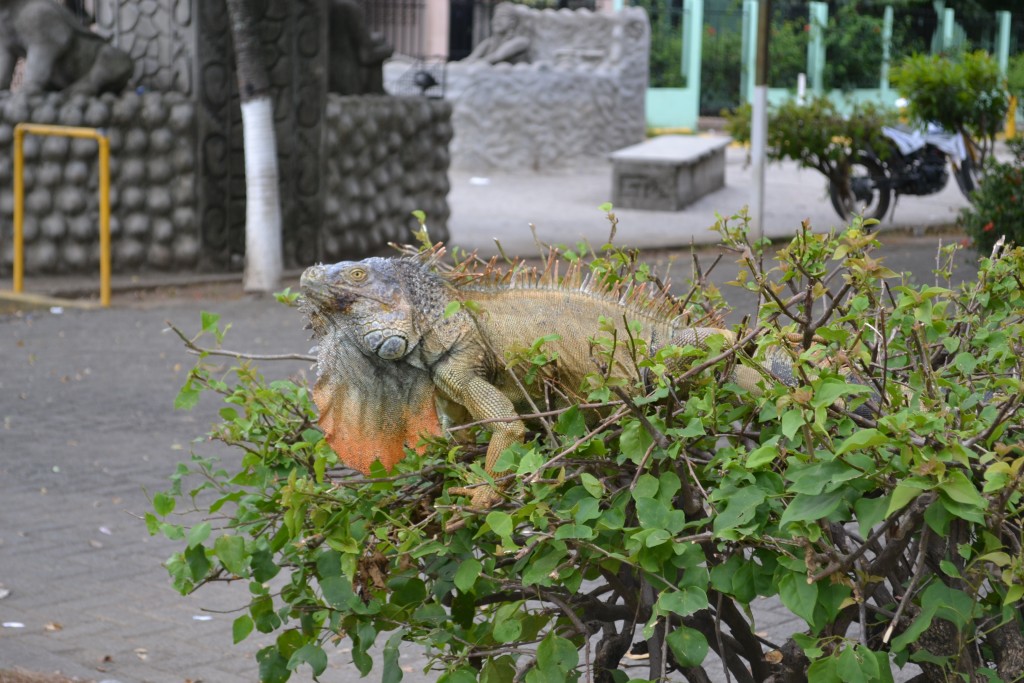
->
[300, 257, 422, 360]
[298, 257, 443, 475]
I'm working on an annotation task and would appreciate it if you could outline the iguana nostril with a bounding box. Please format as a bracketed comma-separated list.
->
[378, 336, 408, 359]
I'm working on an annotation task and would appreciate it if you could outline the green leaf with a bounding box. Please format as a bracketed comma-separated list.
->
[320, 575, 354, 609]
[781, 409, 806, 439]
[200, 310, 220, 334]
[854, 494, 889, 539]
[713, 486, 766, 534]
[835, 428, 889, 455]
[213, 534, 248, 576]
[382, 630, 405, 683]
[580, 472, 604, 498]
[287, 643, 328, 676]
[153, 491, 175, 516]
[444, 301, 462, 318]
[666, 626, 709, 668]
[620, 419, 654, 464]
[454, 558, 483, 592]
[938, 470, 986, 509]
[746, 436, 780, 469]
[233, 614, 254, 644]
[256, 646, 290, 683]
[522, 547, 566, 586]
[187, 521, 211, 549]
[554, 524, 595, 540]
[886, 482, 925, 518]
[184, 544, 210, 582]
[555, 405, 587, 439]
[173, 381, 200, 410]
[485, 511, 514, 539]
[441, 668, 481, 683]
[778, 571, 819, 627]
[636, 496, 686, 534]
[656, 587, 708, 617]
[536, 633, 579, 672]
[810, 378, 872, 409]
[953, 351, 977, 374]
[779, 491, 845, 527]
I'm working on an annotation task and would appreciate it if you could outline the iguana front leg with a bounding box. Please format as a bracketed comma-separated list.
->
[432, 358, 525, 508]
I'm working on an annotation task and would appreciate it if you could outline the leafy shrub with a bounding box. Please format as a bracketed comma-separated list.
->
[959, 137, 1024, 254]
[1008, 53, 1024, 103]
[823, 3, 885, 91]
[155, 218, 1024, 682]
[726, 97, 895, 179]
[890, 51, 1009, 165]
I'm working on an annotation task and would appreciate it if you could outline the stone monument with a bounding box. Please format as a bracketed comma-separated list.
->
[0, 0, 133, 95]
[442, 3, 649, 171]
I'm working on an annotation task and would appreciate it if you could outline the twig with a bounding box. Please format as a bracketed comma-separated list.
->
[883, 526, 931, 644]
[165, 320, 314, 362]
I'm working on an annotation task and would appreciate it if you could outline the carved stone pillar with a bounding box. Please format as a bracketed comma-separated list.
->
[94, 0, 328, 270]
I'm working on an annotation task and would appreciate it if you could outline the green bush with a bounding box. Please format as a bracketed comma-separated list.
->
[890, 51, 1010, 165]
[959, 137, 1024, 254]
[726, 97, 895, 179]
[154, 217, 1024, 683]
[824, 3, 885, 91]
[1008, 53, 1024, 103]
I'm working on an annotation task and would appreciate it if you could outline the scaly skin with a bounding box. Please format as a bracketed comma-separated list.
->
[299, 254, 774, 508]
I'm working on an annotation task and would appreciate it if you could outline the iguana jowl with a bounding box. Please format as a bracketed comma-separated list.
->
[299, 252, 792, 507]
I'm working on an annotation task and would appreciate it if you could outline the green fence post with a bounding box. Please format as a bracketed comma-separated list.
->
[645, 0, 704, 130]
[995, 11, 1011, 75]
[941, 7, 955, 53]
[807, 2, 828, 95]
[741, 0, 758, 104]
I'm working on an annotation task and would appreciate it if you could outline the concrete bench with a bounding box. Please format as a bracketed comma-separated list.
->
[610, 135, 731, 211]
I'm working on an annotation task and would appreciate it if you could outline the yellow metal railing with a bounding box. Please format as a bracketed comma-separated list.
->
[1008, 96, 1018, 140]
[13, 123, 111, 307]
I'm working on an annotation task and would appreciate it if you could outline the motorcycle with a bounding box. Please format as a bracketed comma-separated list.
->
[828, 123, 981, 221]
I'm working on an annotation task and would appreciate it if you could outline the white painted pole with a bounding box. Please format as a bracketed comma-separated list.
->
[797, 72, 806, 105]
[750, 0, 770, 242]
[751, 85, 767, 243]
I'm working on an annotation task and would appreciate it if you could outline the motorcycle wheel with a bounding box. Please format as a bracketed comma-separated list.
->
[952, 153, 982, 199]
[828, 153, 892, 222]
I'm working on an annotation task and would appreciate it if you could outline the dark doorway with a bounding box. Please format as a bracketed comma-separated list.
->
[449, 0, 475, 60]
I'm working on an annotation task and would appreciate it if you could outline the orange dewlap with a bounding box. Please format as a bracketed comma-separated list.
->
[313, 377, 442, 475]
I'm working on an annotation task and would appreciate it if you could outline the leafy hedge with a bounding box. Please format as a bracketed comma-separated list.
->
[890, 51, 1009, 167]
[959, 137, 1024, 254]
[154, 217, 1024, 682]
[725, 97, 895, 181]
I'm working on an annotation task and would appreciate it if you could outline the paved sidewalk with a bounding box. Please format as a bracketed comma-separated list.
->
[0, 147, 981, 681]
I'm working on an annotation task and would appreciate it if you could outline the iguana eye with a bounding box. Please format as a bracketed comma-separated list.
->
[348, 267, 367, 282]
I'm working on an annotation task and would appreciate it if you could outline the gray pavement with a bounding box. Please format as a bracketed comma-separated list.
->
[0, 144, 983, 682]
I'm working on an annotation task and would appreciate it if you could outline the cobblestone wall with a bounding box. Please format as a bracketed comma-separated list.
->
[0, 91, 452, 275]
[321, 95, 452, 259]
[0, 91, 198, 275]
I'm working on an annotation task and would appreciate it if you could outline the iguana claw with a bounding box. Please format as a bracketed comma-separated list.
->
[449, 484, 505, 509]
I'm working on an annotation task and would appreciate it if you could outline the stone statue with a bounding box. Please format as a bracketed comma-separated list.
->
[0, 0, 133, 95]
[327, 0, 393, 95]
[464, 3, 532, 65]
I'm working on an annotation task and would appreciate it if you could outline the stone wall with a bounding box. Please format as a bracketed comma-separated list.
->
[0, 91, 198, 274]
[0, 90, 453, 275]
[321, 95, 452, 259]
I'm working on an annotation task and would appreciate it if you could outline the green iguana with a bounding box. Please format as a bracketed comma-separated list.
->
[299, 249, 805, 508]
